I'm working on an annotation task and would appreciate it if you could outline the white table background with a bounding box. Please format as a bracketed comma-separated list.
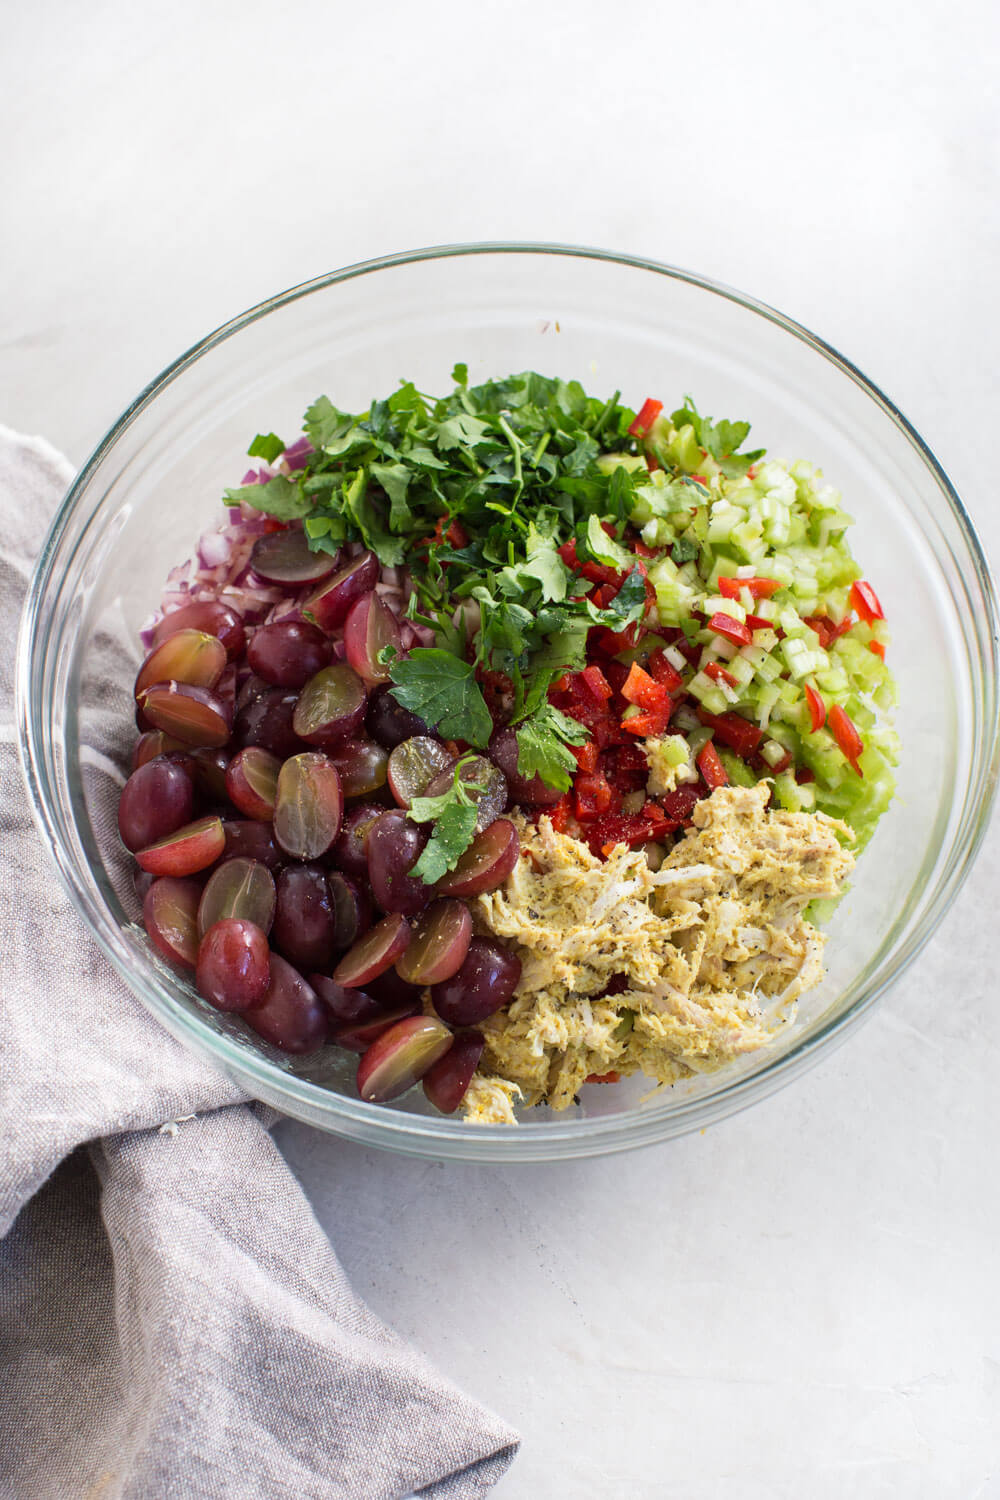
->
[5, 2, 999, 1495]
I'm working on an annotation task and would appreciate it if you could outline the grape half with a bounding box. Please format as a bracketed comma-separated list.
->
[273, 752, 343, 860]
[196, 918, 271, 1012]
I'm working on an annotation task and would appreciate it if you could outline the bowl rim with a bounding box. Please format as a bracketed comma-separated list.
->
[17, 240, 1000, 1159]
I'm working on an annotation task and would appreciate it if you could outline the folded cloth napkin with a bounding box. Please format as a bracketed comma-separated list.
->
[0, 427, 519, 1500]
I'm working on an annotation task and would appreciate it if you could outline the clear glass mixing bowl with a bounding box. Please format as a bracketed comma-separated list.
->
[16, 244, 1000, 1160]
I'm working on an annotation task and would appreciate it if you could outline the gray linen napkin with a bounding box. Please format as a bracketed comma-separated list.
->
[0, 427, 519, 1500]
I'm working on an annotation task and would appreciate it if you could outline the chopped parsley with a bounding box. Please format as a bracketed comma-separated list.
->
[407, 754, 488, 882]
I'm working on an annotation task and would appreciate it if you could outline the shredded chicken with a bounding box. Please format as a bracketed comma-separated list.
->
[462, 784, 853, 1121]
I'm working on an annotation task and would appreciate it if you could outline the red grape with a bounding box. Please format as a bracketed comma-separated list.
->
[220, 819, 286, 871]
[387, 736, 454, 807]
[225, 746, 281, 820]
[196, 918, 270, 1012]
[327, 871, 372, 949]
[136, 815, 226, 876]
[293, 664, 367, 746]
[333, 912, 411, 988]
[356, 1015, 453, 1103]
[234, 687, 303, 760]
[344, 592, 401, 686]
[151, 599, 246, 660]
[118, 759, 194, 852]
[247, 620, 331, 688]
[137, 681, 232, 748]
[134, 630, 227, 700]
[395, 900, 472, 986]
[329, 1003, 422, 1053]
[330, 802, 386, 880]
[132, 730, 187, 769]
[422, 1031, 485, 1114]
[143, 876, 202, 968]
[309, 974, 385, 1027]
[243, 953, 327, 1053]
[326, 737, 389, 800]
[197, 857, 276, 937]
[272, 864, 338, 970]
[488, 726, 563, 806]
[273, 752, 343, 859]
[430, 937, 522, 1026]
[250, 529, 339, 585]
[365, 684, 431, 748]
[434, 818, 520, 897]
[303, 550, 378, 631]
[423, 755, 506, 834]
[366, 809, 431, 916]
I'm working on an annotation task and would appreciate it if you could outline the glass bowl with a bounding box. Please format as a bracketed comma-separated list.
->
[17, 244, 1000, 1161]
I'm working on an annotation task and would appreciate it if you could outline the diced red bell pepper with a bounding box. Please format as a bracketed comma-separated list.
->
[633, 539, 659, 558]
[549, 794, 573, 833]
[869, 640, 886, 661]
[574, 772, 617, 823]
[804, 682, 826, 734]
[628, 397, 663, 439]
[707, 612, 753, 648]
[585, 1071, 621, 1084]
[849, 580, 885, 625]
[795, 767, 816, 785]
[572, 739, 600, 774]
[602, 743, 649, 793]
[704, 661, 739, 689]
[829, 704, 864, 776]
[581, 664, 613, 702]
[716, 576, 781, 600]
[696, 740, 729, 789]
[804, 614, 853, 650]
[592, 622, 644, 656]
[557, 539, 579, 569]
[744, 614, 774, 632]
[696, 708, 763, 758]
[581, 560, 622, 587]
[659, 785, 703, 823]
[621, 662, 668, 712]
[622, 703, 672, 737]
[647, 648, 684, 693]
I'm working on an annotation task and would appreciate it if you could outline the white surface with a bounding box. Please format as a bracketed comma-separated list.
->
[4, 2, 999, 1495]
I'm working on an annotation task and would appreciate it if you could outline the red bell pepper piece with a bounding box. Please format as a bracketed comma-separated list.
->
[622, 703, 673, 737]
[696, 740, 729, 789]
[574, 772, 617, 823]
[829, 704, 864, 776]
[707, 612, 753, 648]
[804, 614, 853, 650]
[633, 539, 659, 558]
[704, 661, 739, 689]
[572, 739, 600, 774]
[804, 682, 826, 734]
[849, 580, 885, 625]
[585, 1071, 621, 1084]
[621, 662, 668, 712]
[628, 397, 663, 439]
[557, 539, 579, 569]
[744, 614, 774, 632]
[716, 576, 781, 601]
[549, 794, 573, 832]
[581, 664, 613, 702]
[696, 709, 763, 758]
[647, 648, 684, 693]
[659, 786, 703, 822]
[869, 640, 886, 661]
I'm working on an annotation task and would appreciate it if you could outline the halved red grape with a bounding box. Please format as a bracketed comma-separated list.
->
[132, 730, 187, 769]
[136, 815, 226, 876]
[118, 759, 194, 852]
[344, 593, 402, 686]
[434, 818, 520, 898]
[293, 663, 367, 747]
[333, 912, 411, 988]
[234, 687, 303, 760]
[330, 1003, 422, 1053]
[250, 529, 339, 585]
[430, 937, 522, 1026]
[327, 737, 389, 800]
[243, 954, 328, 1054]
[273, 752, 343, 859]
[247, 620, 331, 689]
[387, 736, 454, 807]
[488, 726, 563, 806]
[143, 876, 202, 968]
[395, 900, 472, 986]
[423, 755, 506, 834]
[309, 974, 385, 1027]
[221, 819, 286, 871]
[365, 684, 431, 748]
[366, 809, 431, 916]
[138, 682, 232, 748]
[187, 746, 230, 803]
[196, 918, 270, 1012]
[236, 672, 272, 713]
[214, 662, 238, 721]
[365, 968, 422, 1011]
[151, 600, 246, 660]
[197, 857, 276, 937]
[225, 746, 281, 820]
[303, 550, 378, 631]
[330, 802, 386, 880]
[327, 871, 372, 950]
[135, 630, 227, 700]
[272, 864, 337, 970]
[422, 1031, 485, 1114]
[356, 1016, 453, 1104]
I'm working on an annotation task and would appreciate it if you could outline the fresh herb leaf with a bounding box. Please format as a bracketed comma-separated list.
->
[407, 753, 488, 882]
[671, 537, 700, 564]
[602, 564, 647, 620]
[223, 475, 305, 520]
[388, 649, 493, 747]
[582, 513, 632, 570]
[247, 432, 285, 463]
[515, 702, 589, 791]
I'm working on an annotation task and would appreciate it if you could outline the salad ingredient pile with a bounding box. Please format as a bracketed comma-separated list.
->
[118, 369, 897, 1123]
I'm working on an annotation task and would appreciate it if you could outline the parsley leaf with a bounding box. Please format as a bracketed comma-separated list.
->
[515, 702, 589, 792]
[247, 432, 285, 463]
[407, 754, 488, 883]
[671, 537, 700, 564]
[223, 475, 306, 520]
[388, 649, 493, 748]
